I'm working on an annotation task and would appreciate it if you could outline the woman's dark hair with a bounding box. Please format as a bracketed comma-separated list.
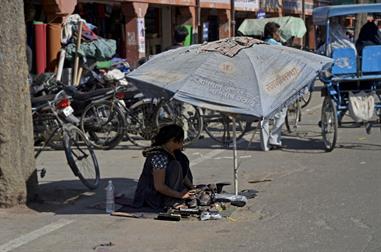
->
[137, 57, 147, 67]
[264, 22, 280, 39]
[152, 124, 184, 146]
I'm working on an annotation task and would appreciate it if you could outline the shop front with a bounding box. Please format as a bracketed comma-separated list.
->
[25, 0, 321, 70]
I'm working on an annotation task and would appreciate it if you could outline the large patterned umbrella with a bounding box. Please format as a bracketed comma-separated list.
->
[127, 37, 332, 194]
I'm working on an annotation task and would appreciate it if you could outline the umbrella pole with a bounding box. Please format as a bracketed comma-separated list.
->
[232, 116, 238, 195]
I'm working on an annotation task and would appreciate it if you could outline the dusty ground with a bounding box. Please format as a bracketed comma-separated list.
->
[1, 92, 381, 252]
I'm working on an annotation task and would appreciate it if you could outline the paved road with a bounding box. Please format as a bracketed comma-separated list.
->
[0, 92, 380, 252]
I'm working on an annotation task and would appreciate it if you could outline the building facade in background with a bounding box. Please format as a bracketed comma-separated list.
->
[25, 0, 325, 69]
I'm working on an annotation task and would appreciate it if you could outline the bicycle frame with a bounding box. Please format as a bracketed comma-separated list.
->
[33, 91, 72, 158]
[32, 90, 101, 189]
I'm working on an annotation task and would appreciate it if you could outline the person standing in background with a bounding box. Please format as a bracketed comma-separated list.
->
[165, 26, 189, 51]
[164, 26, 191, 141]
[356, 20, 381, 56]
[260, 22, 288, 151]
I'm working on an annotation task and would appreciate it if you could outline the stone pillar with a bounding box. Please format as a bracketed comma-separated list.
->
[189, 6, 199, 43]
[161, 6, 172, 50]
[218, 9, 231, 39]
[121, 2, 149, 68]
[42, 0, 77, 17]
[42, 0, 77, 71]
[308, 22, 315, 50]
[177, 7, 192, 25]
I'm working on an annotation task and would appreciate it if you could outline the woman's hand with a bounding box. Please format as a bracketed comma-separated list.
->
[179, 190, 194, 199]
[153, 169, 195, 199]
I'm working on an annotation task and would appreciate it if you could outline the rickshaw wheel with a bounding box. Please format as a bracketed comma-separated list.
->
[321, 96, 338, 152]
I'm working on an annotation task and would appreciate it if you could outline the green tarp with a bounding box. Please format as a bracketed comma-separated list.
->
[65, 38, 116, 61]
[237, 16, 307, 41]
[183, 25, 193, 46]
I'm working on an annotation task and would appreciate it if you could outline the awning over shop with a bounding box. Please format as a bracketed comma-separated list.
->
[199, 0, 260, 11]
[313, 3, 381, 25]
[238, 16, 307, 41]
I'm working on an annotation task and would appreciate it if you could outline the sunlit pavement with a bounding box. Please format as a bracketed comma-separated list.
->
[1, 91, 380, 252]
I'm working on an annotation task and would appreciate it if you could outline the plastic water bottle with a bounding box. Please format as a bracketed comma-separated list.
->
[105, 180, 115, 214]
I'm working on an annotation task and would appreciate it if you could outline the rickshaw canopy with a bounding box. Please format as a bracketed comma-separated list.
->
[313, 3, 381, 25]
[237, 16, 306, 41]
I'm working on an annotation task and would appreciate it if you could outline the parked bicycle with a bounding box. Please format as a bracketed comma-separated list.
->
[202, 109, 255, 146]
[31, 75, 128, 151]
[121, 97, 203, 147]
[32, 90, 100, 190]
[67, 85, 127, 150]
[285, 87, 313, 133]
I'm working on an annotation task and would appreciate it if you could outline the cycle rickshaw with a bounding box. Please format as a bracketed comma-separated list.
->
[313, 3, 381, 151]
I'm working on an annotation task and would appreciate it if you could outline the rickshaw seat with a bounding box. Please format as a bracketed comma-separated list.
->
[331, 48, 357, 75]
[361, 45, 381, 74]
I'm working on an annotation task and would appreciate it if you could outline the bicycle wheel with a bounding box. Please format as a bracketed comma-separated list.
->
[63, 125, 100, 190]
[203, 109, 249, 145]
[155, 101, 203, 146]
[80, 100, 126, 150]
[321, 96, 338, 152]
[126, 98, 159, 147]
[285, 101, 301, 133]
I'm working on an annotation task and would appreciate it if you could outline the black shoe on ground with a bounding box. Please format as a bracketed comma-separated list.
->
[365, 123, 372, 135]
[186, 198, 198, 208]
[269, 144, 286, 150]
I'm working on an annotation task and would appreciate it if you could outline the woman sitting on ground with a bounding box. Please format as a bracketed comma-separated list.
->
[133, 124, 194, 210]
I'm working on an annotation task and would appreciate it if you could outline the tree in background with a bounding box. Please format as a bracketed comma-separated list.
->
[0, 1, 37, 207]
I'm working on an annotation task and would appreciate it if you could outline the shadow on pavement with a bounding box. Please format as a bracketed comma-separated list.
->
[27, 178, 138, 215]
[336, 142, 381, 151]
[281, 136, 326, 153]
[114, 134, 328, 153]
[114, 136, 234, 150]
[114, 134, 381, 153]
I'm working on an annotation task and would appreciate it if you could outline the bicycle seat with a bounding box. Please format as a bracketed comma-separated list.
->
[331, 48, 357, 76]
[64, 86, 114, 102]
[31, 94, 56, 108]
[362, 45, 381, 74]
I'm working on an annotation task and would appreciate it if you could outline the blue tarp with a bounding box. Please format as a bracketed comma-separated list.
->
[313, 3, 381, 25]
